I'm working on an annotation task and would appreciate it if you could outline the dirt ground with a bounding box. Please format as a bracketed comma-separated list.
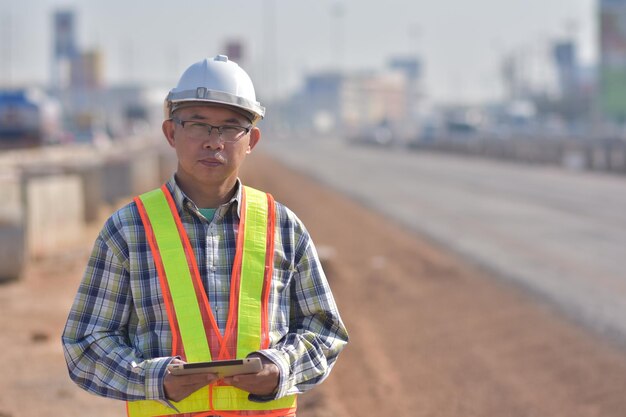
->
[2, 151, 626, 417]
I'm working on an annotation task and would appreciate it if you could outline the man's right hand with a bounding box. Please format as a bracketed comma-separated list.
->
[163, 359, 219, 402]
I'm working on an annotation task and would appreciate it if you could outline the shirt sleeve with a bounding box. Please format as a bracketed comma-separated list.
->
[61, 212, 171, 402]
[252, 212, 349, 400]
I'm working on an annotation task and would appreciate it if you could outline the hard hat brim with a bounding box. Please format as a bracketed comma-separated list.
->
[170, 101, 256, 123]
[167, 88, 265, 122]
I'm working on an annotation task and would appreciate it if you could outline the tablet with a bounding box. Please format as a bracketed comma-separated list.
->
[167, 357, 263, 377]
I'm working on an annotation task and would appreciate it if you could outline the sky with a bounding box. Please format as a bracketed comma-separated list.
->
[0, 0, 596, 104]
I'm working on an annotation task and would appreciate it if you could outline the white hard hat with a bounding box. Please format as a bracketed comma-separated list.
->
[164, 55, 265, 123]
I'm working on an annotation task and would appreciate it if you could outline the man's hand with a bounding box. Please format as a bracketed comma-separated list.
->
[223, 354, 279, 397]
[163, 359, 219, 402]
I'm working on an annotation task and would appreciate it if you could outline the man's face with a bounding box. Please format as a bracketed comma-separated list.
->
[162, 104, 260, 191]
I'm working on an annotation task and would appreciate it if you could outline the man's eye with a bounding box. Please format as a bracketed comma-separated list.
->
[189, 122, 207, 129]
[221, 126, 240, 133]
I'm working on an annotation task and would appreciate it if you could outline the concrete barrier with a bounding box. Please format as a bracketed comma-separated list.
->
[24, 173, 85, 259]
[561, 143, 587, 171]
[62, 161, 105, 223]
[590, 147, 609, 171]
[0, 170, 25, 281]
[608, 148, 626, 173]
[0, 141, 174, 278]
[101, 155, 132, 205]
[129, 150, 161, 195]
[412, 137, 626, 176]
[0, 221, 26, 282]
[158, 148, 177, 183]
[0, 170, 22, 222]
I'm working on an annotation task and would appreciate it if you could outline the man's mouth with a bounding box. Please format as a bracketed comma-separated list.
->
[199, 158, 222, 167]
[199, 153, 227, 166]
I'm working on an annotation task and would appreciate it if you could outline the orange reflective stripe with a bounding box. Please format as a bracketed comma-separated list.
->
[209, 382, 214, 412]
[260, 193, 276, 349]
[219, 187, 248, 359]
[134, 196, 183, 358]
[215, 407, 296, 417]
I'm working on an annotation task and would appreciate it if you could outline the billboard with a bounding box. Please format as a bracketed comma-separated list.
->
[600, 0, 626, 121]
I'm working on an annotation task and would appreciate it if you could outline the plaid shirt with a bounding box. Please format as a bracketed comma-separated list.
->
[62, 176, 348, 406]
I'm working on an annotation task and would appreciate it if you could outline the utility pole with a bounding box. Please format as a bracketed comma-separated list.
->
[262, 0, 277, 101]
[122, 38, 135, 84]
[1, 10, 12, 86]
[408, 23, 421, 119]
[408, 24, 420, 57]
[330, 2, 345, 73]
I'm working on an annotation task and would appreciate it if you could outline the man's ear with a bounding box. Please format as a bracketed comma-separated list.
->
[162, 119, 175, 148]
[246, 127, 261, 154]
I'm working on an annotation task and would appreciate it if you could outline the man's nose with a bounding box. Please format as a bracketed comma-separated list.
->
[203, 130, 224, 148]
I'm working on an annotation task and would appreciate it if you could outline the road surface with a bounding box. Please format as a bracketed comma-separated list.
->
[263, 136, 626, 343]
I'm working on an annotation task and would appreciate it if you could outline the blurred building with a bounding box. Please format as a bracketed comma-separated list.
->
[301, 72, 343, 132]
[224, 40, 244, 63]
[70, 50, 104, 90]
[389, 56, 422, 119]
[599, 0, 626, 123]
[47, 9, 166, 144]
[553, 41, 578, 98]
[342, 71, 409, 129]
[282, 58, 419, 138]
[51, 10, 78, 90]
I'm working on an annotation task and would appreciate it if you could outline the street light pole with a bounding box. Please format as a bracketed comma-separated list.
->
[1, 10, 12, 86]
[330, 2, 345, 73]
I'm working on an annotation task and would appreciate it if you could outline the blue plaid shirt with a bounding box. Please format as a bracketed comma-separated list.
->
[62, 176, 348, 404]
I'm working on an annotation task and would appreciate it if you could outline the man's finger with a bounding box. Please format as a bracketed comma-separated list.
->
[167, 372, 218, 387]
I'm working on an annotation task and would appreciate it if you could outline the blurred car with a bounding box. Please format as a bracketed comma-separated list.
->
[348, 119, 413, 148]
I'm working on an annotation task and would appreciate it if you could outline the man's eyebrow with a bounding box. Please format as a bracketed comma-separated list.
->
[224, 117, 245, 124]
[186, 114, 245, 124]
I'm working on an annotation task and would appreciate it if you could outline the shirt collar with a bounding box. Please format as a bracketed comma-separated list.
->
[165, 175, 243, 219]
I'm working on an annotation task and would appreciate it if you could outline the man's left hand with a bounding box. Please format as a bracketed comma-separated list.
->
[223, 354, 279, 396]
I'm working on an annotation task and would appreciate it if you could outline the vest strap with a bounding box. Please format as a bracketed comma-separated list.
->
[136, 186, 213, 362]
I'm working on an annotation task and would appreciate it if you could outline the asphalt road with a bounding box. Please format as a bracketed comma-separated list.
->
[261, 136, 626, 343]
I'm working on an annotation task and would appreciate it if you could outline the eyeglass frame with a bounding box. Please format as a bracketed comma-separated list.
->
[169, 117, 252, 143]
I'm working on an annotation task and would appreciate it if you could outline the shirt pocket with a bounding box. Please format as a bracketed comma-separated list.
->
[270, 267, 294, 336]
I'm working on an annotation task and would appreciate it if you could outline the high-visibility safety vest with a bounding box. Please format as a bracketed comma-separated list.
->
[127, 184, 297, 417]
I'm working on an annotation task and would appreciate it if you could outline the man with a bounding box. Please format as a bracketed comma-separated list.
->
[62, 55, 348, 417]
